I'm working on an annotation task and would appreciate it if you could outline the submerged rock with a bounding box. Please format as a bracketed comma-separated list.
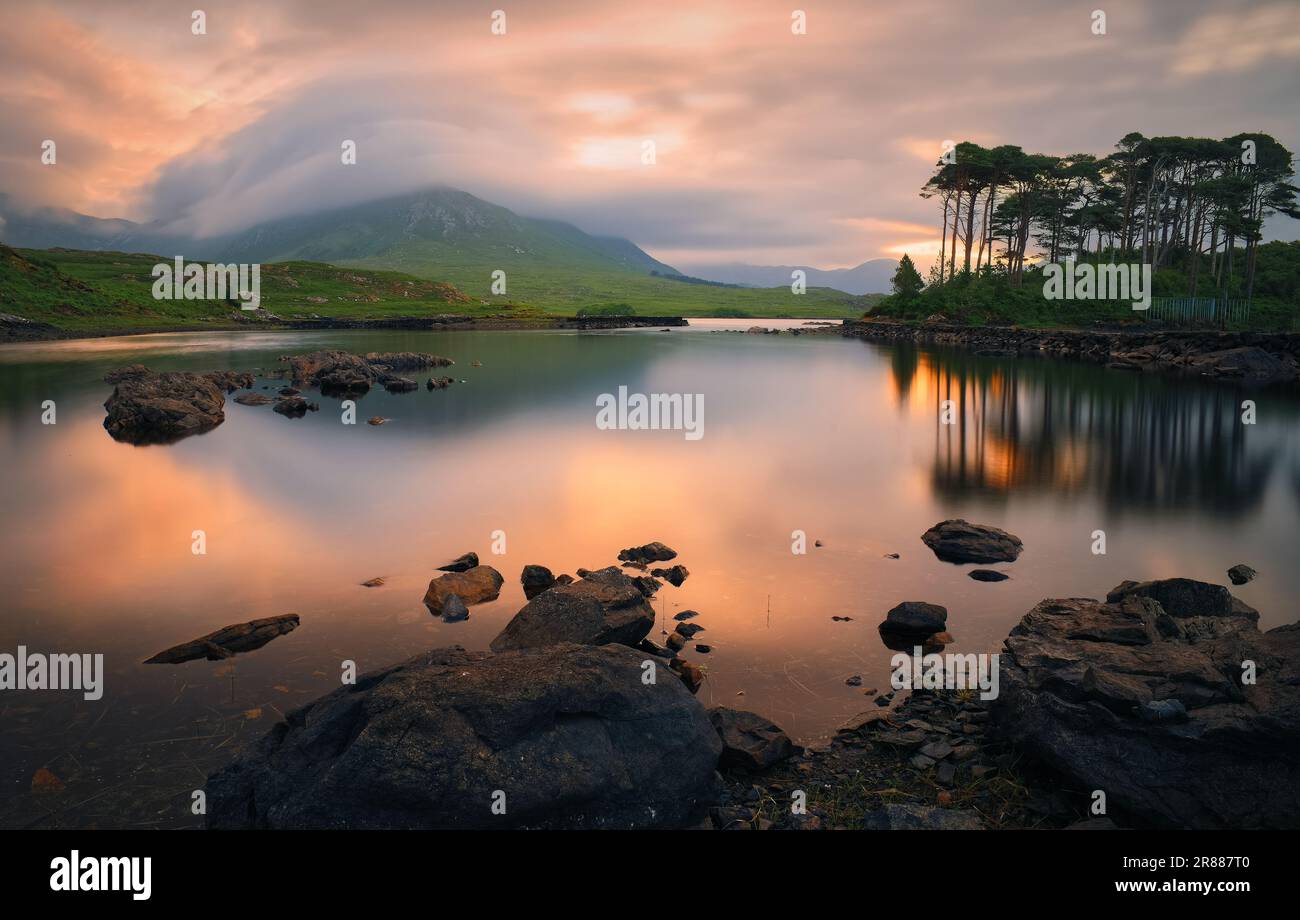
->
[423, 566, 504, 615]
[103, 370, 230, 444]
[441, 593, 470, 622]
[438, 552, 479, 573]
[520, 565, 556, 600]
[234, 392, 274, 406]
[996, 586, 1300, 828]
[709, 707, 797, 770]
[921, 519, 1023, 564]
[1227, 564, 1257, 586]
[204, 643, 722, 829]
[618, 541, 677, 564]
[144, 614, 300, 663]
[273, 396, 319, 417]
[878, 601, 948, 638]
[651, 564, 690, 587]
[969, 569, 1010, 582]
[426, 376, 454, 390]
[490, 566, 654, 652]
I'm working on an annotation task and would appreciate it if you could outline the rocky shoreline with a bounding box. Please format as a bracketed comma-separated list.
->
[841, 318, 1300, 386]
[196, 526, 1297, 831]
[1, 313, 690, 343]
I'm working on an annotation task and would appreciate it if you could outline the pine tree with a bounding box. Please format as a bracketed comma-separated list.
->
[892, 253, 924, 300]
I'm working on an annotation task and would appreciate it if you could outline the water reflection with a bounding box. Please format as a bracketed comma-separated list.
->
[882, 343, 1287, 514]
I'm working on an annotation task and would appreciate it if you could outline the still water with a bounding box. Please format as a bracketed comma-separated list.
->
[2, 321, 1298, 827]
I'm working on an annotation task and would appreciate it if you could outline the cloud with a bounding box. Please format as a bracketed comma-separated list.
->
[0, 0, 1296, 267]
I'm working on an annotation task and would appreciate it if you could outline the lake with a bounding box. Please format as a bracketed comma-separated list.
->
[2, 319, 1298, 827]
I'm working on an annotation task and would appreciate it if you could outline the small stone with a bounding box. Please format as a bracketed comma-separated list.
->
[1227, 564, 1257, 586]
[971, 765, 995, 779]
[919, 741, 953, 760]
[367, 416, 387, 426]
[673, 609, 699, 621]
[936, 762, 957, 786]
[360, 576, 385, 588]
[910, 753, 937, 770]
[694, 644, 712, 654]
[845, 675, 862, 687]
[968, 569, 1009, 582]
[441, 594, 470, 622]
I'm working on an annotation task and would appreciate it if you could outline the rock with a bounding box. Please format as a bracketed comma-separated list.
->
[1228, 564, 1257, 586]
[831, 615, 853, 621]
[675, 623, 705, 638]
[422, 566, 504, 616]
[438, 552, 479, 573]
[554, 574, 574, 586]
[426, 376, 454, 390]
[364, 352, 453, 373]
[1185, 346, 1290, 384]
[520, 565, 556, 599]
[471, 360, 482, 367]
[144, 615, 300, 664]
[884, 552, 900, 559]
[919, 740, 953, 760]
[631, 575, 662, 597]
[674, 610, 699, 621]
[233, 391, 274, 406]
[969, 569, 1009, 582]
[1105, 577, 1259, 623]
[921, 519, 1023, 564]
[441, 594, 470, 622]
[367, 416, 387, 426]
[694, 644, 712, 654]
[670, 658, 705, 694]
[273, 396, 319, 417]
[278, 387, 300, 396]
[846, 675, 863, 687]
[204, 370, 257, 392]
[879, 601, 948, 638]
[930, 631, 954, 645]
[490, 566, 655, 652]
[996, 592, 1300, 828]
[103, 364, 150, 384]
[618, 541, 677, 565]
[205, 643, 721, 829]
[936, 762, 957, 786]
[360, 577, 385, 588]
[103, 370, 229, 444]
[709, 707, 797, 770]
[650, 564, 690, 587]
[909, 753, 936, 770]
[379, 375, 418, 393]
[862, 804, 983, 830]
[666, 632, 686, 652]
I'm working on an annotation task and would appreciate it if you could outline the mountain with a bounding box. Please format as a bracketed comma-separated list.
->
[673, 259, 898, 295]
[0, 188, 870, 316]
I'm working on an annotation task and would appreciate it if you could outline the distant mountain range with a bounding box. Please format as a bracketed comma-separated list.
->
[674, 259, 898, 295]
[0, 188, 680, 277]
[0, 188, 875, 313]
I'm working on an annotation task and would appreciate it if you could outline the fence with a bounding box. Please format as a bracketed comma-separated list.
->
[1145, 297, 1251, 328]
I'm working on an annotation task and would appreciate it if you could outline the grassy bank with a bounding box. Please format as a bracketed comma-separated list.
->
[1, 246, 874, 335]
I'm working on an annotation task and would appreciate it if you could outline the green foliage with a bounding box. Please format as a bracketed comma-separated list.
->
[891, 254, 924, 300]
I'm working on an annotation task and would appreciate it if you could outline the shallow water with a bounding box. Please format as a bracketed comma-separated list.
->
[2, 323, 1298, 827]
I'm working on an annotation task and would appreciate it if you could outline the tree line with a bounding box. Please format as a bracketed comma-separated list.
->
[921, 133, 1299, 301]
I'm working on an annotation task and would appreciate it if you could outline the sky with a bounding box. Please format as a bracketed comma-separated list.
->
[1, 0, 1297, 271]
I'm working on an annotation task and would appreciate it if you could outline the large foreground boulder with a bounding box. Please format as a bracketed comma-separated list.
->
[204, 643, 722, 828]
[490, 566, 654, 652]
[995, 582, 1300, 828]
[103, 370, 250, 444]
[921, 519, 1023, 564]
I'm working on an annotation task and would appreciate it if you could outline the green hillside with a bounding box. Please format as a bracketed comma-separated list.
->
[0, 247, 497, 332]
[1, 188, 873, 324]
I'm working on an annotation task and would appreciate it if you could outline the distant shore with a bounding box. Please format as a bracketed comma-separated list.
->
[0, 312, 693, 343]
[841, 318, 1300, 386]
